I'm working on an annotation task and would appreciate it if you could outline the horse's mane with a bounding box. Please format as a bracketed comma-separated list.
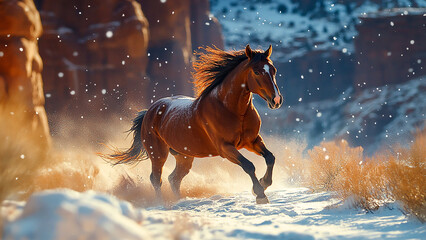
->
[192, 46, 263, 98]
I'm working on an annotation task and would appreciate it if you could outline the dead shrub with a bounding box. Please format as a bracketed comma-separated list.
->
[385, 131, 426, 222]
[306, 131, 425, 221]
[308, 139, 363, 191]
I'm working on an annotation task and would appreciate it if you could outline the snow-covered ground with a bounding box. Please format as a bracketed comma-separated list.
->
[2, 188, 425, 240]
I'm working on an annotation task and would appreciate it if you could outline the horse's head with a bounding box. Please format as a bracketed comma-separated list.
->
[245, 44, 283, 109]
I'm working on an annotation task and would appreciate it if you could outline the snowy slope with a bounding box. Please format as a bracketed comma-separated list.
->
[2, 189, 425, 240]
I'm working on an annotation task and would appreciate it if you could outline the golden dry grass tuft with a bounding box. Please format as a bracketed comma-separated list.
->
[308, 139, 363, 192]
[305, 131, 426, 221]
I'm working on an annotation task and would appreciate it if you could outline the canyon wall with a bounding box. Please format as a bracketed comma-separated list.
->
[354, 8, 425, 91]
[138, 0, 223, 102]
[0, 0, 50, 148]
[37, 0, 150, 118]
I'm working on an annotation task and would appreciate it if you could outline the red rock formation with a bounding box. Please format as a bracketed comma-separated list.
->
[37, 0, 150, 117]
[354, 8, 426, 91]
[0, 0, 50, 148]
[138, 0, 193, 100]
[138, 0, 224, 101]
[190, 0, 224, 51]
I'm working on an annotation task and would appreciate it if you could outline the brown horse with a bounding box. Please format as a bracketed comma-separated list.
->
[103, 45, 283, 204]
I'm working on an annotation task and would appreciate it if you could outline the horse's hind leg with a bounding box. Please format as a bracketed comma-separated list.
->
[168, 151, 194, 199]
[146, 136, 169, 201]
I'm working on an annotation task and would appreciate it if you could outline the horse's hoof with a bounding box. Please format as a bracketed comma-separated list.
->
[256, 196, 269, 204]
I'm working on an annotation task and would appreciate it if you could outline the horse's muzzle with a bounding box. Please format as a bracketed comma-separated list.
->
[267, 94, 283, 109]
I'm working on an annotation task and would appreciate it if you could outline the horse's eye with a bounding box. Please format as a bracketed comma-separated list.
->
[254, 71, 260, 75]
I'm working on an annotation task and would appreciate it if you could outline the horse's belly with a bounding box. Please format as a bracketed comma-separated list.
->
[161, 125, 218, 157]
[157, 107, 217, 157]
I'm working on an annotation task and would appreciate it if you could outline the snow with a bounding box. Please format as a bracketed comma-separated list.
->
[161, 96, 195, 116]
[2, 190, 147, 240]
[2, 188, 424, 239]
[362, 7, 426, 18]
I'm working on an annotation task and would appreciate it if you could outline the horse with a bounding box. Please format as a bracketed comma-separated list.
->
[102, 45, 283, 204]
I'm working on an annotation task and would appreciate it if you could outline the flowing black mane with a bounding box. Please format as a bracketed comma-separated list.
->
[192, 46, 264, 98]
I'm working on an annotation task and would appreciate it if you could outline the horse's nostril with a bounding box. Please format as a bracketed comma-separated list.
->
[273, 95, 280, 105]
[279, 95, 283, 104]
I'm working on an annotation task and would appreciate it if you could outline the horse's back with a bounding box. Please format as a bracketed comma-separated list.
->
[148, 95, 194, 119]
[142, 96, 217, 157]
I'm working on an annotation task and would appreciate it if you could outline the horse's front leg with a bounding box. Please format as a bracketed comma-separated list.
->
[219, 144, 269, 204]
[247, 136, 275, 190]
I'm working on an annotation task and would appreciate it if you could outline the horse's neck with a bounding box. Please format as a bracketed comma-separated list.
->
[215, 60, 252, 116]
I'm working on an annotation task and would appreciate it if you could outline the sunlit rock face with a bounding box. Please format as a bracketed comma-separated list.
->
[354, 8, 426, 91]
[36, 0, 150, 117]
[0, 0, 51, 148]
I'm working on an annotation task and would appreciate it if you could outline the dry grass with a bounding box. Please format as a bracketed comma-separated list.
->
[308, 140, 364, 192]
[306, 131, 426, 222]
[385, 131, 426, 221]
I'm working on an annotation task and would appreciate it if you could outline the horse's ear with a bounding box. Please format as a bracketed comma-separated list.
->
[245, 44, 253, 60]
[264, 45, 272, 58]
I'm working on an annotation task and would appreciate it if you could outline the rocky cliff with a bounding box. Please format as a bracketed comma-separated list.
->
[354, 8, 425, 91]
[0, 0, 50, 148]
[36, 0, 150, 118]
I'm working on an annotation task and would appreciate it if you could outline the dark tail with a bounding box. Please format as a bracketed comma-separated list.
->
[99, 110, 149, 165]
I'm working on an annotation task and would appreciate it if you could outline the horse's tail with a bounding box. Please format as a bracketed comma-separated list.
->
[100, 110, 149, 165]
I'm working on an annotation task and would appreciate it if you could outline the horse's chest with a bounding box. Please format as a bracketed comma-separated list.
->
[236, 115, 260, 145]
